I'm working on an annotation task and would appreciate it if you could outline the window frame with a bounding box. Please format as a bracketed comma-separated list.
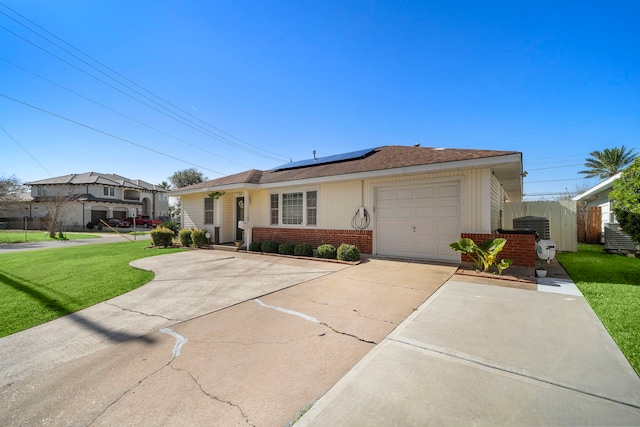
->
[204, 197, 214, 225]
[270, 189, 318, 227]
[103, 186, 115, 197]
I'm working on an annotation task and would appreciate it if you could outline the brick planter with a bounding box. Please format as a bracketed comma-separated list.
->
[252, 227, 373, 254]
[460, 232, 536, 267]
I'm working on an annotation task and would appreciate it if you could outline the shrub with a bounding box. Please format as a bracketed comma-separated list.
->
[161, 221, 180, 237]
[191, 228, 209, 248]
[261, 241, 279, 253]
[86, 222, 94, 230]
[337, 244, 360, 261]
[249, 241, 262, 252]
[294, 243, 313, 257]
[150, 227, 174, 248]
[278, 242, 295, 255]
[449, 237, 511, 274]
[178, 228, 193, 247]
[317, 244, 337, 259]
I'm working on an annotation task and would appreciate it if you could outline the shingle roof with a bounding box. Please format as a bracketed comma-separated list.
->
[25, 172, 165, 192]
[176, 145, 520, 192]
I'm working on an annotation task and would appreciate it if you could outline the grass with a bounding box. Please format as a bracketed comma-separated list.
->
[0, 230, 100, 243]
[0, 240, 185, 337]
[556, 244, 640, 375]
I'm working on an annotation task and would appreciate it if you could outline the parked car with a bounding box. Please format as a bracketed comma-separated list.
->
[123, 215, 162, 228]
[104, 218, 131, 228]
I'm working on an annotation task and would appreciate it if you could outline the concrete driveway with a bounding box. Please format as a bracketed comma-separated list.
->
[0, 251, 455, 426]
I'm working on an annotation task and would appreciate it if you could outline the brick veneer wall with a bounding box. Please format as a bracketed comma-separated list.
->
[252, 227, 373, 254]
[460, 232, 536, 267]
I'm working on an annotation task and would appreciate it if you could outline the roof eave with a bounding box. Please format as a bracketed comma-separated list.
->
[169, 182, 261, 196]
[572, 173, 621, 201]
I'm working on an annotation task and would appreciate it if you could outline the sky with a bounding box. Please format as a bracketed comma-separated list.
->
[1, 1, 638, 200]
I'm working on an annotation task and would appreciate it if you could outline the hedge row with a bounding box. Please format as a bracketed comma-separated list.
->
[249, 241, 360, 262]
[150, 227, 210, 248]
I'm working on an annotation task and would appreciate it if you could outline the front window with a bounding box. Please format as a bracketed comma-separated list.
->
[306, 191, 317, 225]
[36, 185, 46, 196]
[204, 198, 214, 224]
[270, 194, 279, 225]
[271, 191, 317, 226]
[282, 192, 303, 225]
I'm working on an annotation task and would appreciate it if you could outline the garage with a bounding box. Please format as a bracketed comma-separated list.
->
[375, 181, 461, 262]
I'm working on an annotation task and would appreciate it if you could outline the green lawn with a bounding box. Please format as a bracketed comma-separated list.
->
[0, 230, 100, 243]
[557, 244, 640, 375]
[0, 240, 185, 337]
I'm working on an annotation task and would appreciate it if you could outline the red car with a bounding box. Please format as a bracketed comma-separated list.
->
[104, 218, 131, 228]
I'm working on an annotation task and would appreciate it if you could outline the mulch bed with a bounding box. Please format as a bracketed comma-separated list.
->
[455, 264, 536, 284]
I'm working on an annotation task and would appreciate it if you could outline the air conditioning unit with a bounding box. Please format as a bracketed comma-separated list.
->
[513, 216, 550, 240]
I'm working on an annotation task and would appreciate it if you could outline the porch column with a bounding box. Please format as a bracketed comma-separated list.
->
[244, 190, 252, 247]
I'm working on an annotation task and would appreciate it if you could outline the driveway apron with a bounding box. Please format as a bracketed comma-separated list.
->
[0, 252, 455, 426]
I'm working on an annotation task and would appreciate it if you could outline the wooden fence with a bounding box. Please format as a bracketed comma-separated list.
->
[577, 205, 602, 244]
[504, 200, 578, 252]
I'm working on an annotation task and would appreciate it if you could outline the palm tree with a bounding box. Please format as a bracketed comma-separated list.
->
[579, 145, 637, 179]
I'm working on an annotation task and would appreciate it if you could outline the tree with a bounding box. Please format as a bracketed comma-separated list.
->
[40, 187, 75, 238]
[555, 181, 594, 201]
[609, 157, 640, 243]
[158, 180, 172, 190]
[579, 146, 637, 180]
[168, 168, 207, 189]
[0, 175, 24, 204]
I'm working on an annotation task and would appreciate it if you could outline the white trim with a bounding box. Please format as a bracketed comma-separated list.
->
[572, 173, 621, 201]
[481, 169, 492, 232]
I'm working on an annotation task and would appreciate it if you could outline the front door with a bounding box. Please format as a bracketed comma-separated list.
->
[236, 197, 245, 241]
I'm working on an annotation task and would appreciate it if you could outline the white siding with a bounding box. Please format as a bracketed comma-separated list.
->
[249, 190, 270, 226]
[490, 174, 505, 232]
[318, 181, 364, 229]
[181, 194, 204, 228]
[221, 193, 235, 243]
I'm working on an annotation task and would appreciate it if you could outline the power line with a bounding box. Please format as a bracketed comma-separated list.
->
[0, 4, 289, 162]
[526, 163, 583, 171]
[0, 21, 281, 162]
[526, 177, 586, 184]
[0, 124, 52, 177]
[1, 57, 251, 169]
[467, 109, 640, 147]
[0, 93, 226, 176]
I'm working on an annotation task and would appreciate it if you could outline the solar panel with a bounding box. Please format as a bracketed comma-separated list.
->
[272, 147, 378, 171]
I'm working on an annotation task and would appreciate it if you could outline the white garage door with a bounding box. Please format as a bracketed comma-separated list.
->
[376, 181, 460, 262]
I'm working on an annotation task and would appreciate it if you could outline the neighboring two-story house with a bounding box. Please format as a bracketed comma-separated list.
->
[22, 172, 168, 230]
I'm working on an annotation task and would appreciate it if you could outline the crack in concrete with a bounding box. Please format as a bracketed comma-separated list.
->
[281, 292, 396, 326]
[170, 364, 255, 426]
[87, 331, 254, 426]
[188, 333, 326, 347]
[253, 299, 377, 345]
[104, 302, 182, 322]
[318, 322, 377, 345]
[86, 361, 172, 426]
[342, 275, 431, 291]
